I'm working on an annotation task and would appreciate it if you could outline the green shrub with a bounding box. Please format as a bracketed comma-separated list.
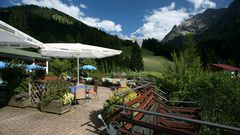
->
[1, 61, 27, 95]
[158, 68, 240, 133]
[190, 72, 240, 127]
[14, 79, 32, 94]
[157, 36, 240, 133]
[33, 69, 46, 80]
[102, 87, 137, 122]
[49, 58, 72, 76]
[92, 71, 106, 81]
[41, 81, 73, 105]
[1, 61, 26, 81]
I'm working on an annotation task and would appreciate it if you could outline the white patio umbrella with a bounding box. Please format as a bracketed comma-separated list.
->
[40, 43, 122, 85]
[0, 20, 43, 48]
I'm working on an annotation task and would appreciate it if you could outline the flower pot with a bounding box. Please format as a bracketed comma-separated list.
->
[8, 94, 29, 108]
[40, 100, 71, 114]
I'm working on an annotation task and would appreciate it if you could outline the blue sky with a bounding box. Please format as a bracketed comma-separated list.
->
[0, 0, 233, 41]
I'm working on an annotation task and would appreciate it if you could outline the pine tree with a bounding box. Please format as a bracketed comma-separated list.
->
[130, 42, 144, 72]
[166, 35, 202, 100]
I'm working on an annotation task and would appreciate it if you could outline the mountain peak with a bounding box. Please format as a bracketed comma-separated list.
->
[161, 8, 226, 43]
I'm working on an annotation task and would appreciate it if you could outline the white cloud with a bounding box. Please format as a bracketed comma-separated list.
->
[186, 0, 216, 13]
[80, 17, 122, 32]
[131, 2, 189, 41]
[22, 0, 84, 17]
[21, 0, 122, 32]
[117, 33, 131, 40]
[131, 1, 216, 41]
[79, 4, 87, 9]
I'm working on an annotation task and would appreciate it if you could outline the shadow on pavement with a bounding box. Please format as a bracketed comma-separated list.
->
[87, 110, 108, 135]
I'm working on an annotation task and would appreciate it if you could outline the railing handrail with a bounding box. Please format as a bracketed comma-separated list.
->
[168, 100, 198, 104]
[114, 105, 240, 132]
[135, 79, 167, 95]
[139, 79, 196, 104]
[115, 83, 151, 96]
[115, 81, 197, 105]
[153, 91, 197, 104]
[152, 85, 167, 95]
[152, 91, 168, 101]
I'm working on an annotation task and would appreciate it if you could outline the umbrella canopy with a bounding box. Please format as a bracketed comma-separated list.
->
[81, 65, 97, 70]
[40, 43, 122, 85]
[0, 20, 43, 48]
[0, 61, 7, 69]
[26, 64, 45, 70]
[40, 43, 121, 58]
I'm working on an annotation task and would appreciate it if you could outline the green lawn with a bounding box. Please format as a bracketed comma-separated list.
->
[142, 49, 172, 73]
[121, 47, 171, 73]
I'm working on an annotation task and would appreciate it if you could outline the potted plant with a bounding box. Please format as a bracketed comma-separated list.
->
[1, 61, 29, 107]
[40, 81, 74, 114]
[8, 79, 31, 108]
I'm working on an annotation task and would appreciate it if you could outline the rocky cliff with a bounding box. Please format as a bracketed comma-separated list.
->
[162, 8, 226, 43]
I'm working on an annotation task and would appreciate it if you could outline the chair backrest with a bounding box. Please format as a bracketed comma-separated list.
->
[120, 79, 127, 88]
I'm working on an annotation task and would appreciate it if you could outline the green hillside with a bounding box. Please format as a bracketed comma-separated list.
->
[0, 5, 144, 72]
[142, 49, 171, 73]
[120, 46, 171, 73]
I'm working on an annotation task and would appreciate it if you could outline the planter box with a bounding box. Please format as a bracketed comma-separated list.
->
[8, 95, 29, 108]
[40, 100, 71, 114]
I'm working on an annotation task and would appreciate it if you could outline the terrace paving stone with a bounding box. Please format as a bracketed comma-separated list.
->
[0, 86, 113, 135]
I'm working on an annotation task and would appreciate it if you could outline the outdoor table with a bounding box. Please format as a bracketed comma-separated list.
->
[69, 85, 89, 105]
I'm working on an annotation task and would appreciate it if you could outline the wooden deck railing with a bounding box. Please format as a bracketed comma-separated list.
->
[115, 105, 240, 135]
[112, 83, 240, 135]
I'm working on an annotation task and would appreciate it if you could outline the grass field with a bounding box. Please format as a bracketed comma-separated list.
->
[142, 49, 172, 73]
[121, 46, 171, 73]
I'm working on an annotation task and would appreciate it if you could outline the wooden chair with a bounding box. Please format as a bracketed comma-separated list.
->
[75, 86, 86, 102]
[75, 88, 85, 100]
[89, 83, 99, 100]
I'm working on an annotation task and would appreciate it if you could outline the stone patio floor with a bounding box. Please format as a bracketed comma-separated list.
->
[0, 86, 112, 135]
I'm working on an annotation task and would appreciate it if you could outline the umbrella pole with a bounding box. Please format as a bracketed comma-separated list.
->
[77, 57, 80, 85]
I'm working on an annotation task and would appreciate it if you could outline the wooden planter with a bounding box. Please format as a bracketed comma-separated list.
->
[8, 95, 29, 108]
[40, 100, 71, 115]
